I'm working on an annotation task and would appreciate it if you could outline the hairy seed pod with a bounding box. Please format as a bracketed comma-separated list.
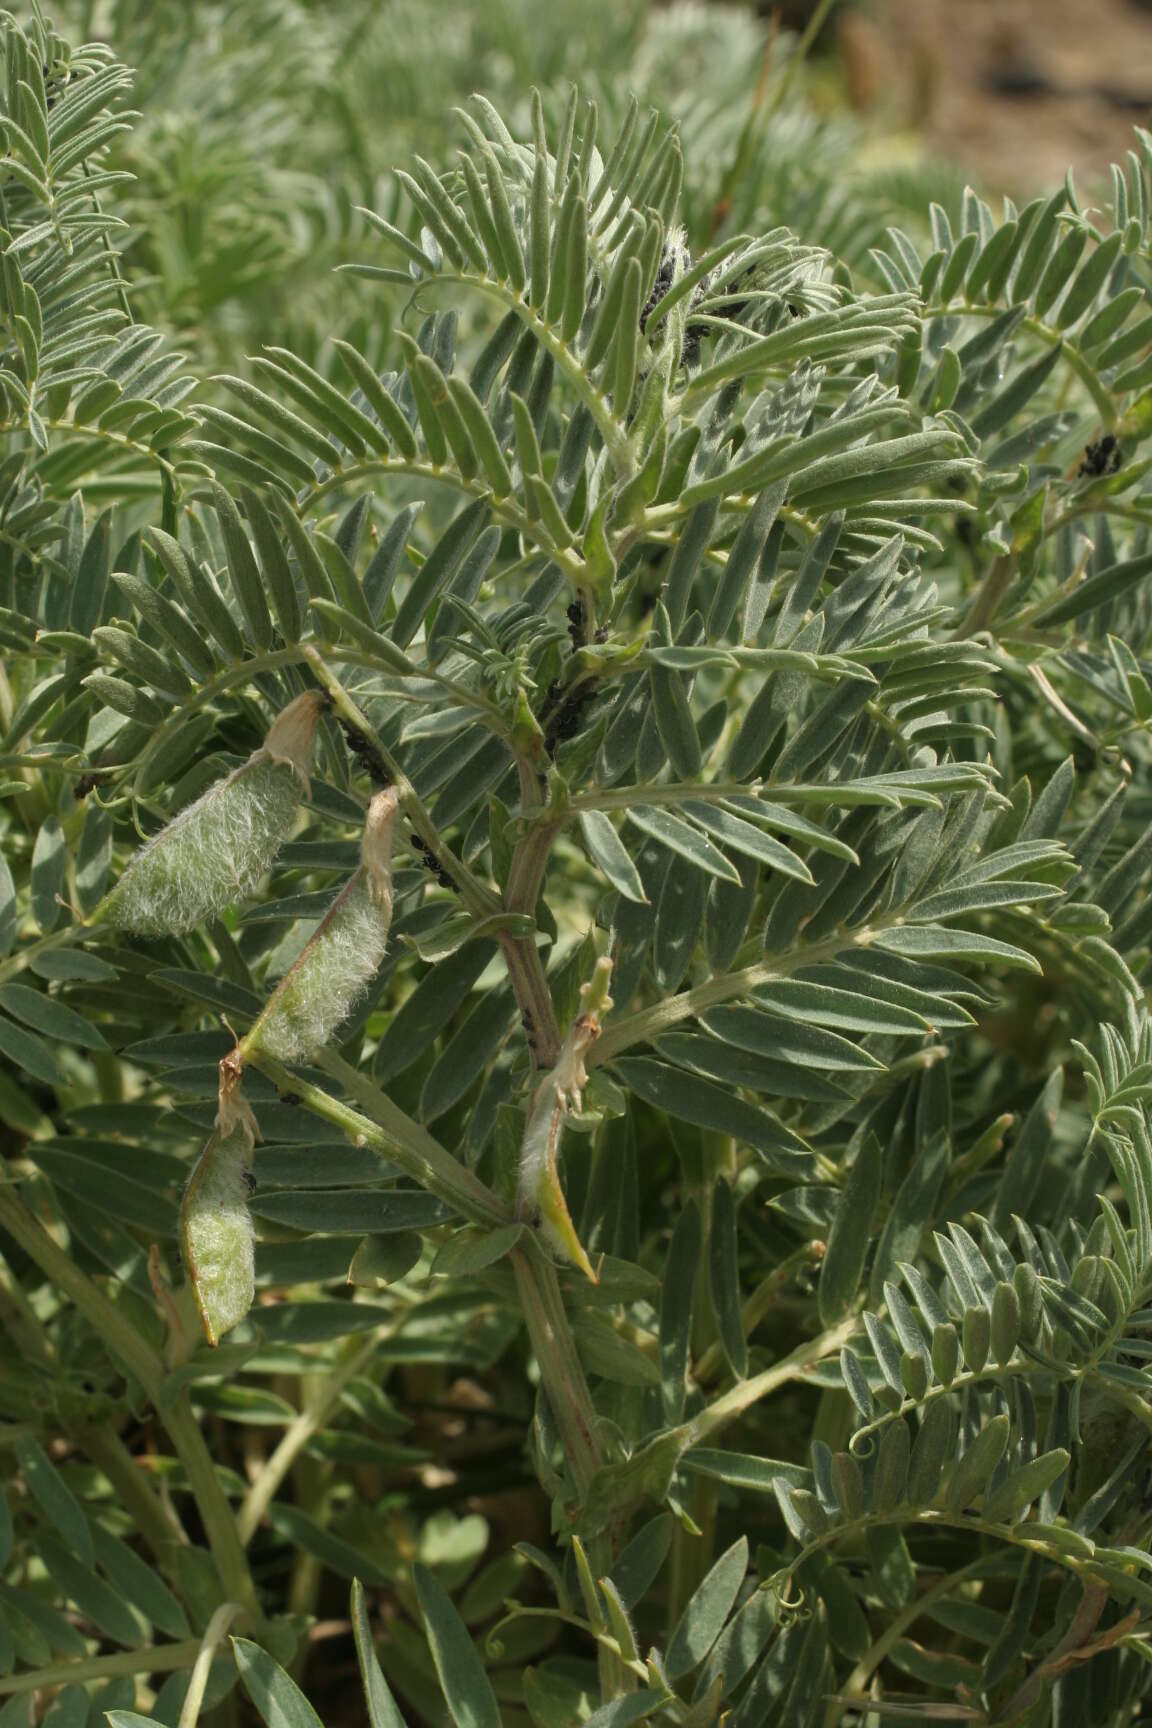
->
[240, 788, 399, 1065]
[94, 690, 325, 935]
[181, 1056, 259, 1347]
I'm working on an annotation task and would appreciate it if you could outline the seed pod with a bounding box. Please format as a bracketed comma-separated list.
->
[94, 690, 324, 935]
[180, 1056, 259, 1347]
[240, 788, 398, 1065]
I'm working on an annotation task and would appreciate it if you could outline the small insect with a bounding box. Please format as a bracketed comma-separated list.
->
[539, 675, 594, 757]
[640, 235, 714, 368]
[73, 771, 109, 800]
[1079, 433, 1122, 478]
[566, 598, 587, 651]
[338, 718, 391, 787]
[409, 831, 455, 891]
[241, 1170, 257, 1195]
[279, 1090, 301, 1107]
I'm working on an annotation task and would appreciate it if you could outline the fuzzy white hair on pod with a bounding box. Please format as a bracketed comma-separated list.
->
[181, 1058, 260, 1347]
[243, 788, 399, 1065]
[181, 1119, 255, 1348]
[96, 691, 324, 935]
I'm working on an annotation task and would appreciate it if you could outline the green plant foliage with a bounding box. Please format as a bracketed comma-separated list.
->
[7, 3, 1152, 1726]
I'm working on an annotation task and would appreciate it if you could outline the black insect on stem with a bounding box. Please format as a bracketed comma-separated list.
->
[566, 597, 587, 651]
[409, 830, 456, 892]
[73, 771, 110, 800]
[337, 718, 391, 787]
[539, 676, 594, 758]
[1079, 433, 1122, 478]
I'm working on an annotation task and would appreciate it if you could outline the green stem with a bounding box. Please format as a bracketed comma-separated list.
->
[246, 1047, 508, 1228]
[683, 1315, 857, 1447]
[302, 645, 500, 918]
[923, 303, 1115, 427]
[503, 816, 563, 1067]
[358, 270, 634, 482]
[511, 1246, 603, 1501]
[772, 0, 841, 110]
[0, 1635, 238, 1698]
[178, 1605, 241, 1728]
[237, 1332, 384, 1543]
[955, 554, 1016, 638]
[821, 1559, 989, 1728]
[590, 918, 899, 1068]
[300, 452, 584, 576]
[0, 1182, 259, 1618]
[694, 1240, 821, 1387]
[80, 1425, 189, 1566]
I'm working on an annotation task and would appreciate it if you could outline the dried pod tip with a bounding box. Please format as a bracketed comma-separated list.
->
[259, 689, 327, 793]
[361, 786, 400, 905]
[217, 1050, 258, 1150]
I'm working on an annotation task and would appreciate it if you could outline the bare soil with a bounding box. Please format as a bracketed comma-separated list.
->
[842, 0, 1152, 197]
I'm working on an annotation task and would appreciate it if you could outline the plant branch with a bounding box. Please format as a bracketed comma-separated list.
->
[248, 1047, 509, 1228]
[302, 644, 501, 917]
[0, 1181, 259, 1617]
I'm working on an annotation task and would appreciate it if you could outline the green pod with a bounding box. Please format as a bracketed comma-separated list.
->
[94, 691, 323, 935]
[180, 1075, 258, 1348]
[242, 788, 399, 1066]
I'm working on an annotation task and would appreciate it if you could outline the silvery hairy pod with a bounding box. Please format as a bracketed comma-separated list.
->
[92, 689, 326, 935]
[180, 1052, 259, 1347]
[240, 786, 399, 1065]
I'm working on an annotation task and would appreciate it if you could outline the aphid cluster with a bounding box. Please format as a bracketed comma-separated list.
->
[338, 718, 391, 786]
[73, 770, 109, 801]
[541, 677, 593, 757]
[410, 831, 456, 891]
[566, 597, 587, 651]
[1079, 433, 1122, 478]
[640, 234, 713, 368]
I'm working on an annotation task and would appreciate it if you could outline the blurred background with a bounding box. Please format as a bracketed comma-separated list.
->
[62, 0, 1152, 393]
